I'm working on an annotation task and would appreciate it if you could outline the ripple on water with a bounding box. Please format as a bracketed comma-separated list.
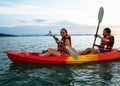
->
[0, 36, 120, 86]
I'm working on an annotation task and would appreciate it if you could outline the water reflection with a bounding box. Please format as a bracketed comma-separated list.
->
[1, 36, 120, 86]
[9, 63, 75, 86]
[7, 60, 120, 86]
[8, 62, 101, 85]
[99, 62, 113, 81]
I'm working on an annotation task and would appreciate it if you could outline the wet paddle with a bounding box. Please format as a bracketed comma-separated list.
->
[92, 7, 104, 49]
[49, 31, 78, 59]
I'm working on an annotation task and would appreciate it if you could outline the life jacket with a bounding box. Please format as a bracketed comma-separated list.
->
[57, 36, 71, 53]
[99, 35, 114, 53]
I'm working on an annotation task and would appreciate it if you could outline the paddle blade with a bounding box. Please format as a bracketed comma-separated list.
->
[49, 31, 53, 36]
[98, 7, 104, 23]
[66, 46, 78, 60]
[93, 7, 104, 49]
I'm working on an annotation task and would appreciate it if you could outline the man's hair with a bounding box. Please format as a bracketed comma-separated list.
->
[104, 27, 111, 35]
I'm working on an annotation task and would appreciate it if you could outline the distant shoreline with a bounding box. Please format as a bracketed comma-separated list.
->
[0, 33, 119, 37]
[0, 33, 17, 37]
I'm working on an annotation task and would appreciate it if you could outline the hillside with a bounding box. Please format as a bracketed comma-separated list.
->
[0, 33, 17, 37]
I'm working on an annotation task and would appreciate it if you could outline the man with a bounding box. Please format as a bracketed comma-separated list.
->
[78, 27, 114, 55]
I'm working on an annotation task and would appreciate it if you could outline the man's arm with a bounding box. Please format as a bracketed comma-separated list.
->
[96, 34, 110, 42]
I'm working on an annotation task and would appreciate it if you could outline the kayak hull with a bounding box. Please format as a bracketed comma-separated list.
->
[5, 50, 120, 64]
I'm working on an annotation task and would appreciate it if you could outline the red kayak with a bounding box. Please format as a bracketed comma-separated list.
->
[5, 50, 120, 64]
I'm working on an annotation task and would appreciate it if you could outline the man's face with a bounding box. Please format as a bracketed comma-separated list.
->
[103, 30, 108, 36]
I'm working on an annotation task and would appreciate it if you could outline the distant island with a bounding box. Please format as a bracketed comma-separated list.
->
[0, 33, 95, 37]
[0, 32, 118, 37]
[0, 33, 105, 37]
[0, 33, 17, 37]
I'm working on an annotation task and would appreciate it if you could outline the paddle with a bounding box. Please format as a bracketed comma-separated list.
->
[49, 31, 78, 59]
[92, 7, 104, 49]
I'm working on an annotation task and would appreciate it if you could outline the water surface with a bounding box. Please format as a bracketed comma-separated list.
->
[0, 36, 120, 86]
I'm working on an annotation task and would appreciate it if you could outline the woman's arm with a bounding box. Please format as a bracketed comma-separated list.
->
[64, 39, 71, 53]
[65, 39, 71, 46]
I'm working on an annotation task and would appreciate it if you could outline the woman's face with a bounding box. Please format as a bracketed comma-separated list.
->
[60, 30, 67, 37]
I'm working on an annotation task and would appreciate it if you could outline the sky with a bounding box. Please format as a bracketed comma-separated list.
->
[0, 0, 120, 34]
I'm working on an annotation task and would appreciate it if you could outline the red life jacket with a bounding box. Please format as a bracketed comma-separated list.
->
[57, 36, 71, 53]
[100, 35, 114, 52]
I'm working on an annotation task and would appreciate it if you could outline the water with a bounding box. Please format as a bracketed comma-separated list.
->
[0, 36, 120, 86]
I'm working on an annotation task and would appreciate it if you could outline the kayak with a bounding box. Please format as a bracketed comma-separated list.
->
[5, 50, 120, 64]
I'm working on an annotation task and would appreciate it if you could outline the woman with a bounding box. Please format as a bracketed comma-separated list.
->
[41, 28, 71, 56]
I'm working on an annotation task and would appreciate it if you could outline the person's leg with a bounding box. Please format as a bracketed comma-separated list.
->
[78, 50, 82, 55]
[41, 48, 61, 56]
[79, 48, 92, 55]
[91, 50, 99, 54]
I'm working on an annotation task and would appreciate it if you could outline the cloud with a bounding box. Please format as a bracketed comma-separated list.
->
[0, 4, 90, 20]
[17, 19, 26, 23]
[34, 19, 47, 23]
[0, 0, 120, 26]
[0, 0, 15, 7]
[0, 2, 98, 26]
[0, 0, 26, 7]
[51, 20, 79, 26]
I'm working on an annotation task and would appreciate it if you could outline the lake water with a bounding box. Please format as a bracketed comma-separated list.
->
[0, 36, 120, 86]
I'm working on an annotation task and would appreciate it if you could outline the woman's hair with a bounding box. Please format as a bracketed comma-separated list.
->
[104, 27, 111, 35]
[61, 28, 68, 36]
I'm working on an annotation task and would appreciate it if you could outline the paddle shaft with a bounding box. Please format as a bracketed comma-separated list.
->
[92, 22, 100, 49]
[52, 35, 59, 44]
[92, 7, 104, 49]
[52, 35, 67, 47]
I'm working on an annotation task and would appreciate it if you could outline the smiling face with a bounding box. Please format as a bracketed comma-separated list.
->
[60, 29, 68, 37]
[60, 29, 66, 37]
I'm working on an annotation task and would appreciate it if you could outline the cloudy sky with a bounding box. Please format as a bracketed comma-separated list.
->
[0, 0, 120, 34]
